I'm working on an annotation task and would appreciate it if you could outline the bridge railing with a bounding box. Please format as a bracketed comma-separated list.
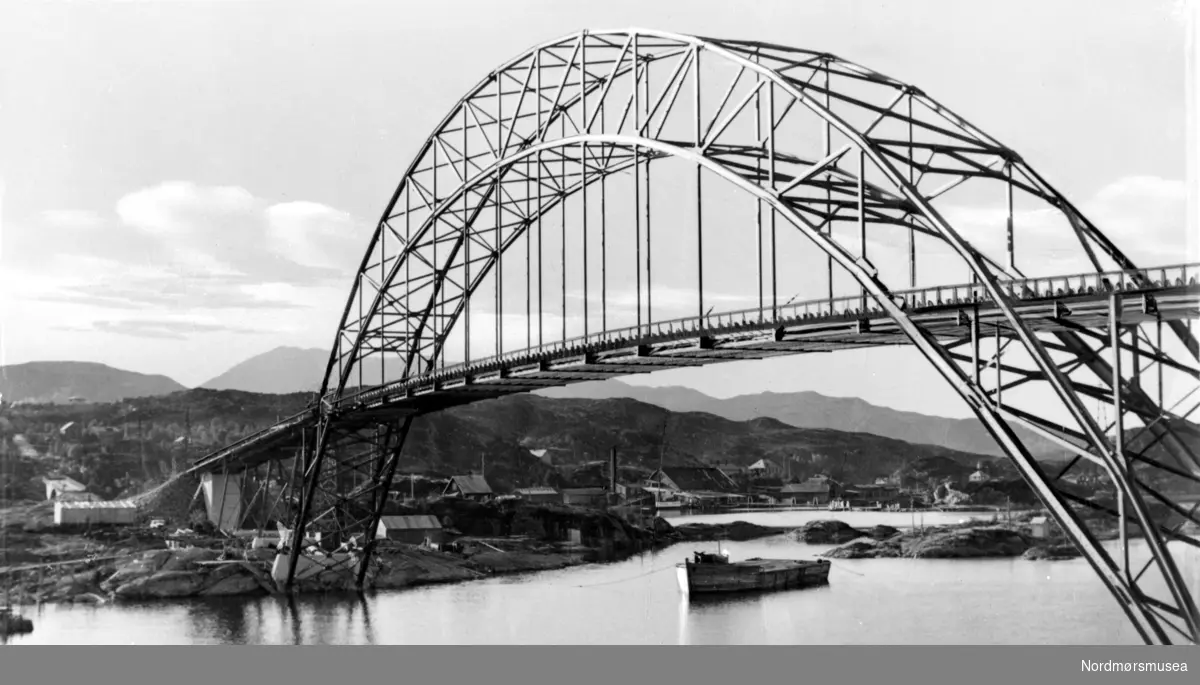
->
[191, 407, 316, 466]
[331, 263, 1199, 408]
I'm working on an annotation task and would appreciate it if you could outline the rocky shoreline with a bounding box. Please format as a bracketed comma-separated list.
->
[1, 507, 803, 606]
[811, 519, 1084, 560]
[0, 511, 1120, 607]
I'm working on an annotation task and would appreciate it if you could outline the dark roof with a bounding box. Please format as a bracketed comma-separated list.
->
[379, 515, 442, 531]
[56, 491, 102, 503]
[447, 475, 493, 495]
[659, 467, 739, 493]
[561, 487, 607, 496]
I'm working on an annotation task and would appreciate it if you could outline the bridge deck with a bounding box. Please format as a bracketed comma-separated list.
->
[192, 268, 1200, 474]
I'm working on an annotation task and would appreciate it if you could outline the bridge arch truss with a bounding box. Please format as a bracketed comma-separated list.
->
[240, 30, 1199, 643]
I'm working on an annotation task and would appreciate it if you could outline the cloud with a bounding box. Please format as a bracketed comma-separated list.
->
[91, 319, 268, 340]
[116, 182, 258, 236]
[863, 175, 1192, 281]
[265, 202, 364, 270]
[7, 182, 372, 317]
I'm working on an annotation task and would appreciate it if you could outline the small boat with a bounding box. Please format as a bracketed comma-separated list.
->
[676, 549, 831, 595]
[0, 607, 33, 637]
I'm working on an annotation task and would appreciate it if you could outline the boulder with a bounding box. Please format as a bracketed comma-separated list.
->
[201, 571, 265, 596]
[651, 517, 674, 535]
[158, 547, 221, 572]
[903, 526, 1031, 559]
[114, 570, 206, 599]
[796, 520, 867, 544]
[866, 525, 900, 540]
[54, 569, 102, 593]
[1022, 544, 1082, 561]
[823, 537, 901, 559]
[242, 548, 276, 563]
[101, 549, 174, 591]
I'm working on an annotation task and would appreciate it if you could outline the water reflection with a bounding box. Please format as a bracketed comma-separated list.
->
[287, 596, 302, 645]
[184, 597, 246, 644]
[358, 594, 375, 645]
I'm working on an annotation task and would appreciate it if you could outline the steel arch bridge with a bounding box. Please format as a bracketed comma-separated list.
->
[192, 29, 1200, 644]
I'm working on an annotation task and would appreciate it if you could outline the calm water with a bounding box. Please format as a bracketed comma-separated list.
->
[7, 511, 1199, 645]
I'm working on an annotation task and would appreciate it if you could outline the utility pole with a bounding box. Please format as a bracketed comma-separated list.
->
[181, 408, 191, 476]
[136, 409, 147, 481]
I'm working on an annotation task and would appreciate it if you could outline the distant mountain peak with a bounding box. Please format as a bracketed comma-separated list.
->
[201, 347, 330, 394]
[0, 360, 186, 404]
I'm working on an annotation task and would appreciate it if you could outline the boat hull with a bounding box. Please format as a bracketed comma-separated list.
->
[677, 558, 831, 595]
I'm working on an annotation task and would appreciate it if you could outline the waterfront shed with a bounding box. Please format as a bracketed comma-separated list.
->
[514, 487, 562, 505]
[780, 478, 837, 505]
[1030, 516, 1050, 539]
[376, 515, 444, 545]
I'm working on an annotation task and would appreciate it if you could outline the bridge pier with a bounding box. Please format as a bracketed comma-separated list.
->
[200, 472, 243, 532]
[282, 414, 417, 593]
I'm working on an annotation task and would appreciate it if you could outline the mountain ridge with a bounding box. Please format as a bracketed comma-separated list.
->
[0, 361, 186, 404]
[535, 380, 1062, 458]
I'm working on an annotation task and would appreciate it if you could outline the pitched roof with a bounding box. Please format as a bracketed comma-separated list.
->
[44, 476, 87, 492]
[379, 515, 442, 531]
[748, 459, 778, 470]
[515, 487, 559, 496]
[1030, 516, 1049, 525]
[659, 467, 739, 493]
[54, 500, 136, 509]
[448, 474, 493, 495]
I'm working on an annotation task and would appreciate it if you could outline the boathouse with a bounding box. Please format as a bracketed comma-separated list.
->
[779, 477, 839, 505]
[376, 515, 445, 545]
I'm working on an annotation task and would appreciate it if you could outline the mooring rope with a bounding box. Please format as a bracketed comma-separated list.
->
[574, 564, 677, 588]
[828, 560, 866, 577]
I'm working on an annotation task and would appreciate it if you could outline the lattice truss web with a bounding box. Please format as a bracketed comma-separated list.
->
[281, 30, 1200, 641]
[325, 29, 1158, 399]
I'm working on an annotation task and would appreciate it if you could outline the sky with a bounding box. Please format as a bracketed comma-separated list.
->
[0, 0, 1195, 419]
